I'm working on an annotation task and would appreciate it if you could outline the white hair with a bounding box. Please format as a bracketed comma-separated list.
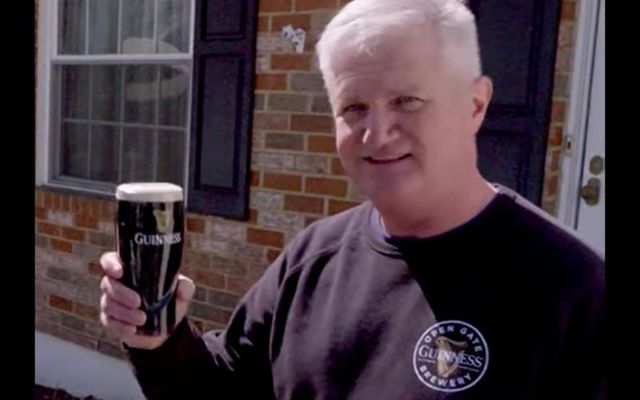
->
[316, 0, 482, 85]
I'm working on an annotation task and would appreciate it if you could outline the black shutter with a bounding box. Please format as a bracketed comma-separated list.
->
[469, 0, 561, 205]
[188, 0, 258, 219]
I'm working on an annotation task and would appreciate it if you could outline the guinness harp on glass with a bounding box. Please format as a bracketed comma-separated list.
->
[116, 183, 184, 336]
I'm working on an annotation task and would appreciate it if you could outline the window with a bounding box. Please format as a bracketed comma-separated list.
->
[38, 0, 258, 219]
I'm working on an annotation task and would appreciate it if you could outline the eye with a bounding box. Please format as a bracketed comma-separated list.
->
[390, 96, 425, 112]
[340, 103, 368, 122]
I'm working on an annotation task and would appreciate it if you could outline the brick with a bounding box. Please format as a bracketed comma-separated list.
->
[542, 199, 557, 216]
[251, 170, 261, 187]
[254, 112, 289, 131]
[35, 190, 44, 207]
[251, 150, 296, 172]
[59, 194, 71, 211]
[206, 221, 246, 242]
[557, 22, 574, 48]
[72, 243, 103, 259]
[551, 101, 566, 122]
[311, 95, 332, 114]
[550, 148, 562, 171]
[266, 249, 281, 263]
[74, 215, 99, 230]
[561, 2, 576, 21]
[190, 301, 229, 324]
[545, 175, 559, 197]
[258, 210, 305, 232]
[293, 154, 329, 174]
[51, 238, 73, 253]
[43, 191, 54, 208]
[295, 0, 336, 11]
[194, 270, 226, 289]
[62, 227, 85, 242]
[73, 302, 99, 320]
[47, 266, 72, 282]
[259, 0, 292, 13]
[265, 133, 305, 151]
[257, 35, 296, 55]
[48, 294, 73, 312]
[263, 172, 303, 191]
[35, 207, 48, 220]
[98, 221, 116, 234]
[48, 211, 73, 226]
[88, 261, 103, 277]
[187, 217, 205, 233]
[256, 73, 287, 90]
[284, 194, 324, 214]
[35, 235, 49, 248]
[553, 73, 569, 98]
[271, 54, 312, 71]
[271, 13, 312, 33]
[227, 242, 267, 264]
[208, 290, 241, 309]
[308, 135, 335, 153]
[305, 216, 320, 227]
[250, 190, 285, 210]
[184, 251, 210, 269]
[48, 325, 98, 351]
[290, 73, 326, 93]
[89, 232, 115, 248]
[555, 47, 572, 72]
[328, 199, 360, 215]
[549, 125, 564, 146]
[97, 340, 125, 360]
[305, 177, 348, 197]
[268, 93, 310, 112]
[61, 314, 85, 331]
[190, 236, 229, 254]
[331, 157, 346, 175]
[37, 222, 60, 237]
[100, 201, 116, 219]
[291, 114, 333, 133]
[194, 286, 208, 302]
[247, 227, 284, 248]
[227, 276, 254, 295]
[258, 16, 270, 32]
[254, 93, 266, 111]
[249, 209, 259, 224]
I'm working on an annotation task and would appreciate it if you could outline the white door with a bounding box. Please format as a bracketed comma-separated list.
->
[575, 0, 605, 255]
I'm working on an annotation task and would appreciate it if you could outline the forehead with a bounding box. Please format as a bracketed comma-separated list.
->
[326, 29, 442, 99]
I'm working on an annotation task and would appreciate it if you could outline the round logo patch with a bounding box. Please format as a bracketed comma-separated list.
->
[413, 320, 489, 393]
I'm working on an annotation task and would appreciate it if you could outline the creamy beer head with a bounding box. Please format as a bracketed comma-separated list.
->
[116, 182, 185, 336]
[116, 182, 183, 203]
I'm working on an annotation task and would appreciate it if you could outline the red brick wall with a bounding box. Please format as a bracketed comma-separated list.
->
[35, 0, 580, 358]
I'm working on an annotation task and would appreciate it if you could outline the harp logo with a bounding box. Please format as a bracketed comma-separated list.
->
[413, 320, 489, 393]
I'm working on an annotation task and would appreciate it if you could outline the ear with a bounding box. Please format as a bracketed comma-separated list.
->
[469, 76, 493, 134]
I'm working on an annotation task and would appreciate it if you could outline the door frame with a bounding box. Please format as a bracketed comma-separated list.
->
[557, 0, 603, 227]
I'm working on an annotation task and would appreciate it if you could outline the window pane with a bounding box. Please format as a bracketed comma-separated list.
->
[124, 65, 158, 124]
[60, 122, 89, 178]
[157, 130, 185, 185]
[121, 0, 156, 54]
[58, 0, 86, 54]
[61, 65, 90, 119]
[122, 127, 155, 182]
[158, 0, 190, 53]
[158, 65, 188, 127]
[88, 0, 119, 54]
[91, 65, 122, 122]
[89, 125, 119, 182]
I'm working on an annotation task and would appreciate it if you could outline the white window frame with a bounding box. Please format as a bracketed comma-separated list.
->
[36, 0, 196, 199]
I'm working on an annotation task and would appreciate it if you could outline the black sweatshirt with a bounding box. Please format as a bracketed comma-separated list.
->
[126, 185, 605, 399]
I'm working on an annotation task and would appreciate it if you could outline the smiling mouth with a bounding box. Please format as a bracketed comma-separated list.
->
[364, 154, 412, 164]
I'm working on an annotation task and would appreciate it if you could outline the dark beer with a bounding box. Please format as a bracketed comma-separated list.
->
[116, 183, 184, 336]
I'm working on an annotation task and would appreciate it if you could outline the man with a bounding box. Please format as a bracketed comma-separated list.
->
[99, 0, 605, 398]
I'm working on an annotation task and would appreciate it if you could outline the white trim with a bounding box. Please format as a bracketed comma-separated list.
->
[35, 330, 144, 400]
[556, 0, 601, 227]
[36, 0, 54, 186]
[52, 53, 191, 63]
[183, 0, 197, 204]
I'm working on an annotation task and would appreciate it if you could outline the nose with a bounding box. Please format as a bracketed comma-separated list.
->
[361, 108, 399, 151]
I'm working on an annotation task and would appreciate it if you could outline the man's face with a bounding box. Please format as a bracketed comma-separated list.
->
[326, 29, 490, 207]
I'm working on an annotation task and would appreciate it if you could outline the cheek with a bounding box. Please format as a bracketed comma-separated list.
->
[335, 123, 359, 160]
